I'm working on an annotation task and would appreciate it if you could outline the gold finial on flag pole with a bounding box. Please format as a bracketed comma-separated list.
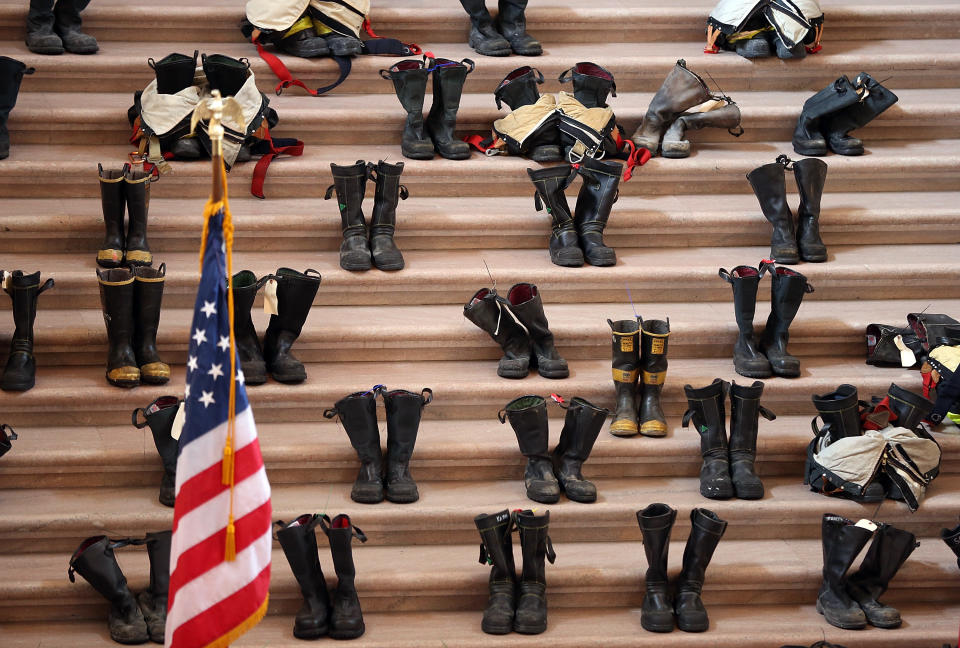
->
[190, 89, 244, 202]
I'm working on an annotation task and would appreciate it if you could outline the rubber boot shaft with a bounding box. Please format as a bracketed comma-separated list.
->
[277, 515, 332, 639]
[608, 319, 640, 436]
[552, 396, 607, 502]
[425, 58, 473, 160]
[729, 381, 775, 499]
[383, 387, 432, 503]
[325, 390, 384, 503]
[639, 318, 669, 437]
[202, 53, 250, 98]
[506, 283, 569, 379]
[811, 384, 862, 443]
[817, 514, 873, 629]
[497, 0, 542, 55]
[494, 66, 543, 110]
[514, 509, 555, 634]
[761, 266, 813, 377]
[527, 165, 583, 268]
[792, 76, 859, 156]
[149, 51, 198, 95]
[53, 0, 98, 54]
[632, 59, 711, 153]
[368, 160, 407, 270]
[263, 268, 320, 383]
[823, 73, 898, 156]
[123, 168, 152, 267]
[98, 268, 139, 388]
[675, 508, 728, 632]
[326, 161, 372, 270]
[231, 270, 267, 385]
[138, 530, 171, 643]
[748, 161, 798, 264]
[558, 62, 616, 109]
[133, 264, 169, 384]
[459, 0, 511, 56]
[500, 395, 560, 503]
[474, 510, 517, 634]
[573, 157, 620, 267]
[323, 514, 367, 639]
[464, 288, 531, 379]
[2, 270, 52, 392]
[661, 103, 741, 159]
[132, 395, 181, 507]
[846, 523, 917, 628]
[719, 265, 771, 378]
[793, 158, 828, 262]
[683, 379, 734, 499]
[637, 503, 677, 632]
[886, 383, 933, 433]
[97, 166, 126, 268]
[382, 60, 434, 159]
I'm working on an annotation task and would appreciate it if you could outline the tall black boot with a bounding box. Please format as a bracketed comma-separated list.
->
[137, 530, 171, 644]
[97, 164, 126, 268]
[499, 395, 560, 503]
[718, 264, 771, 378]
[0, 424, 17, 458]
[148, 51, 199, 95]
[513, 509, 556, 634]
[846, 524, 918, 628]
[324, 389, 384, 504]
[817, 514, 873, 630]
[886, 383, 933, 433]
[276, 514, 332, 639]
[26, 0, 63, 54]
[573, 157, 620, 267]
[506, 283, 569, 379]
[123, 168, 153, 267]
[632, 60, 712, 154]
[682, 379, 734, 500]
[760, 264, 814, 378]
[675, 508, 728, 632]
[558, 62, 616, 108]
[201, 53, 250, 98]
[636, 502, 677, 633]
[325, 161, 372, 271]
[0, 57, 34, 159]
[661, 103, 742, 159]
[748, 160, 799, 264]
[133, 264, 169, 385]
[639, 317, 670, 437]
[608, 319, 640, 436]
[823, 73, 898, 156]
[263, 268, 321, 383]
[474, 510, 517, 634]
[2, 270, 54, 391]
[494, 66, 560, 161]
[527, 165, 583, 267]
[496, 0, 542, 56]
[231, 270, 270, 386]
[53, 0, 97, 54]
[381, 60, 434, 160]
[942, 522, 960, 570]
[132, 396, 181, 507]
[425, 58, 474, 160]
[792, 76, 859, 156]
[793, 157, 828, 262]
[552, 396, 607, 503]
[459, 0, 511, 56]
[811, 384, 862, 441]
[382, 387, 432, 503]
[728, 381, 775, 500]
[367, 160, 408, 271]
[464, 288, 532, 379]
[321, 514, 368, 639]
[97, 268, 139, 387]
[68, 536, 149, 644]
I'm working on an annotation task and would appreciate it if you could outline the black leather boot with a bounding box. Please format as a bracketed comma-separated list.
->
[97, 165, 126, 268]
[608, 319, 640, 436]
[474, 510, 517, 634]
[728, 381, 775, 499]
[271, 19, 330, 58]
[148, 51, 198, 95]
[97, 268, 139, 388]
[26, 0, 64, 54]
[382, 387, 432, 503]
[499, 395, 560, 503]
[748, 159, 799, 264]
[201, 53, 251, 98]
[494, 66, 561, 161]
[846, 524, 917, 628]
[817, 514, 873, 630]
[760, 264, 814, 377]
[2, 271, 54, 392]
[823, 73, 898, 156]
[675, 508, 727, 632]
[793, 157, 828, 262]
[263, 268, 321, 383]
[811, 384, 862, 441]
[137, 530, 171, 644]
[0, 424, 17, 458]
[683, 379, 734, 500]
[68, 536, 149, 644]
[661, 103, 742, 159]
[321, 514, 367, 639]
[513, 509, 555, 634]
[886, 383, 933, 433]
[527, 165, 583, 267]
[792, 76, 859, 156]
[124, 168, 153, 267]
[558, 62, 616, 108]
[573, 157, 620, 267]
[132, 396, 181, 507]
[324, 389, 384, 504]
[941, 522, 960, 570]
[552, 396, 608, 502]
[53, 0, 98, 54]
[636, 502, 677, 632]
[632, 60, 712, 154]
[325, 161, 372, 271]
[276, 514, 332, 639]
[718, 264, 771, 378]
[496, 0, 542, 56]
[639, 317, 670, 437]
[133, 264, 169, 385]
[381, 60, 434, 160]
[459, 0, 511, 56]
[464, 288, 532, 379]
[0, 57, 33, 159]
[231, 270, 270, 386]
[367, 160, 408, 271]
[506, 283, 569, 379]
[425, 58, 474, 160]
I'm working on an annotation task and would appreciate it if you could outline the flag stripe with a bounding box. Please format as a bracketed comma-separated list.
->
[175, 407, 258, 496]
[170, 564, 271, 648]
[172, 439, 265, 529]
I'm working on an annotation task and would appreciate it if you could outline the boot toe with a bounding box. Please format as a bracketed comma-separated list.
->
[631, 134, 660, 153]
[526, 479, 561, 504]
[770, 245, 800, 265]
[140, 362, 170, 385]
[733, 478, 764, 500]
[609, 418, 639, 437]
[497, 356, 530, 379]
[60, 31, 99, 54]
[372, 251, 405, 272]
[158, 485, 175, 508]
[240, 360, 268, 385]
[26, 34, 65, 55]
[676, 609, 709, 632]
[385, 480, 419, 503]
[817, 597, 867, 629]
[535, 358, 569, 379]
[562, 480, 597, 503]
[468, 30, 512, 56]
[640, 606, 675, 633]
[700, 478, 734, 500]
[768, 356, 801, 378]
[584, 246, 617, 267]
[799, 243, 828, 262]
[639, 420, 667, 437]
[269, 362, 307, 384]
[829, 137, 865, 156]
[351, 481, 385, 504]
[549, 247, 584, 268]
[401, 140, 435, 160]
[733, 358, 772, 379]
[107, 366, 141, 388]
[97, 249, 124, 267]
[124, 249, 153, 266]
[435, 141, 472, 160]
[339, 249, 373, 271]
[792, 138, 828, 157]
[108, 610, 150, 645]
[862, 605, 902, 629]
[660, 141, 692, 159]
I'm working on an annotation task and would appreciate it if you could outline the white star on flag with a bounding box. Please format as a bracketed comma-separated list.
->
[201, 301, 217, 318]
[199, 390, 215, 408]
[208, 363, 224, 381]
[218, 335, 230, 352]
[236, 369, 245, 385]
[187, 355, 198, 372]
[184, 384, 190, 399]
[192, 328, 208, 346]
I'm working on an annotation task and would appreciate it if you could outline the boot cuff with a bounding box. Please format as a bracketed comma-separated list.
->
[330, 160, 367, 176]
[507, 282, 537, 306]
[499, 394, 546, 419]
[730, 379, 764, 400]
[690, 508, 727, 536]
[887, 383, 933, 414]
[637, 502, 676, 530]
[641, 318, 670, 337]
[812, 384, 858, 412]
[515, 508, 549, 528]
[609, 318, 639, 335]
[683, 378, 727, 401]
[97, 267, 134, 285]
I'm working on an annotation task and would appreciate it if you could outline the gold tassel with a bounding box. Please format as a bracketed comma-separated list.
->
[225, 516, 236, 561]
[221, 444, 233, 486]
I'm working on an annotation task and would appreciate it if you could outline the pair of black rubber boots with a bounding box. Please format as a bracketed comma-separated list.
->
[794, 73, 898, 156]
[609, 317, 670, 437]
[475, 509, 555, 635]
[817, 514, 917, 630]
[277, 513, 367, 640]
[1, 270, 53, 391]
[26, 0, 98, 54]
[500, 394, 607, 503]
[68, 531, 171, 644]
[325, 160, 408, 271]
[528, 160, 621, 267]
[464, 282, 569, 379]
[98, 164, 154, 269]
[638, 504, 727, 633]
[460, 0, 541, 57]
[132, 395, 183, 507]
[232, 268, 321, 385]
[324, 385, 432, 504]
[719, 260, 814, 378]
[682, 378, 776, 500]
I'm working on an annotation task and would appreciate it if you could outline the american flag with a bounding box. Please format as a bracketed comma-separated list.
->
[165, 201, 272, 647]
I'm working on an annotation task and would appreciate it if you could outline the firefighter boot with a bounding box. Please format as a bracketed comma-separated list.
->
[499, 395, 560, 503]
[608, 319, 640, 436]
[639, 317, 670, 437]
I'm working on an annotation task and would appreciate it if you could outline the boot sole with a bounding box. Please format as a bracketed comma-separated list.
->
[293, 625, 329, 639]
[140, 375, 170, 385]
[660, 148, 691, 159]
[549, 254, 584, 268]
[640, 618, 675, 633]
[468, 36, 512, 57]
[866, 617, 902, 629]
[481, 620, 513, 635]
[564, 491, 597, 504]
[609, 420, 639, 437]
[340, 261, 373, 271]
[373, 261, 405, 272]
[270, 373, 307, 384]
[513, 621, 547, 634]
[734, 364, 773, 379]
[527, 491, 561, 504]
[497, 367, 529, 379]
[402, 148, 435, 160]
[585, 252, 617, 267]
[792, 143, 828, 157]
[734, 486, 764, 500]
[816, 600, 867, 629]
[0, 379, 35, 391]
[770, 366, 801, 378]
[385, 491, 419, 504]
[436, 149, 472, 161]
[677, 619, 708, 632]
[351, 491, 385, 504]
[329, 624, 365, 639]
[26, 45, 65, 55]
[537, 368, 570, 379]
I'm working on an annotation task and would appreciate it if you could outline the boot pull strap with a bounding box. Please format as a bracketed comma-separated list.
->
[316, 513, 334, 536]
[323, 407, 340, 420]
[563, 165, 579, 190]
[728, 124, 744, 137]
[717, 267, 733, 284]
[811, 416, 830, 438]
[606, 319, 616, 331]
[421, 54, 434, 69]
[0, 424, 16, 443]
[304, 268, 322, 280]
[575, 165, 602, 190]
[378, 68, 393, 80]
[478, 542, 490, 565]
[557, 67, 573, 84]
[131, 407, 150, 428]
[148, 57, 158, 70]
[352, 524, 368, 543]
[109, 537, 137, 550]
[758, 260, 774, 278]
[323, 184, 336, 200]
[399, 184, 409, 200]
[420, 388, 433, 406]
[366, 162, 378, 182]
[533, 192, 543, 212]
[38, 278, 54, 294]
[681, 408, 696, 428]
[545, 535, 557, 564]
[775, 154, 794, 169]
[804, 281, 815, 294]
[362, 384, 385, 398]
[252, 274, 274, 291]
[461, 58, 476, 74]
[497, 408, 508, 424]
[156, 263, 166, 277]
[759, 405, 777, 421]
